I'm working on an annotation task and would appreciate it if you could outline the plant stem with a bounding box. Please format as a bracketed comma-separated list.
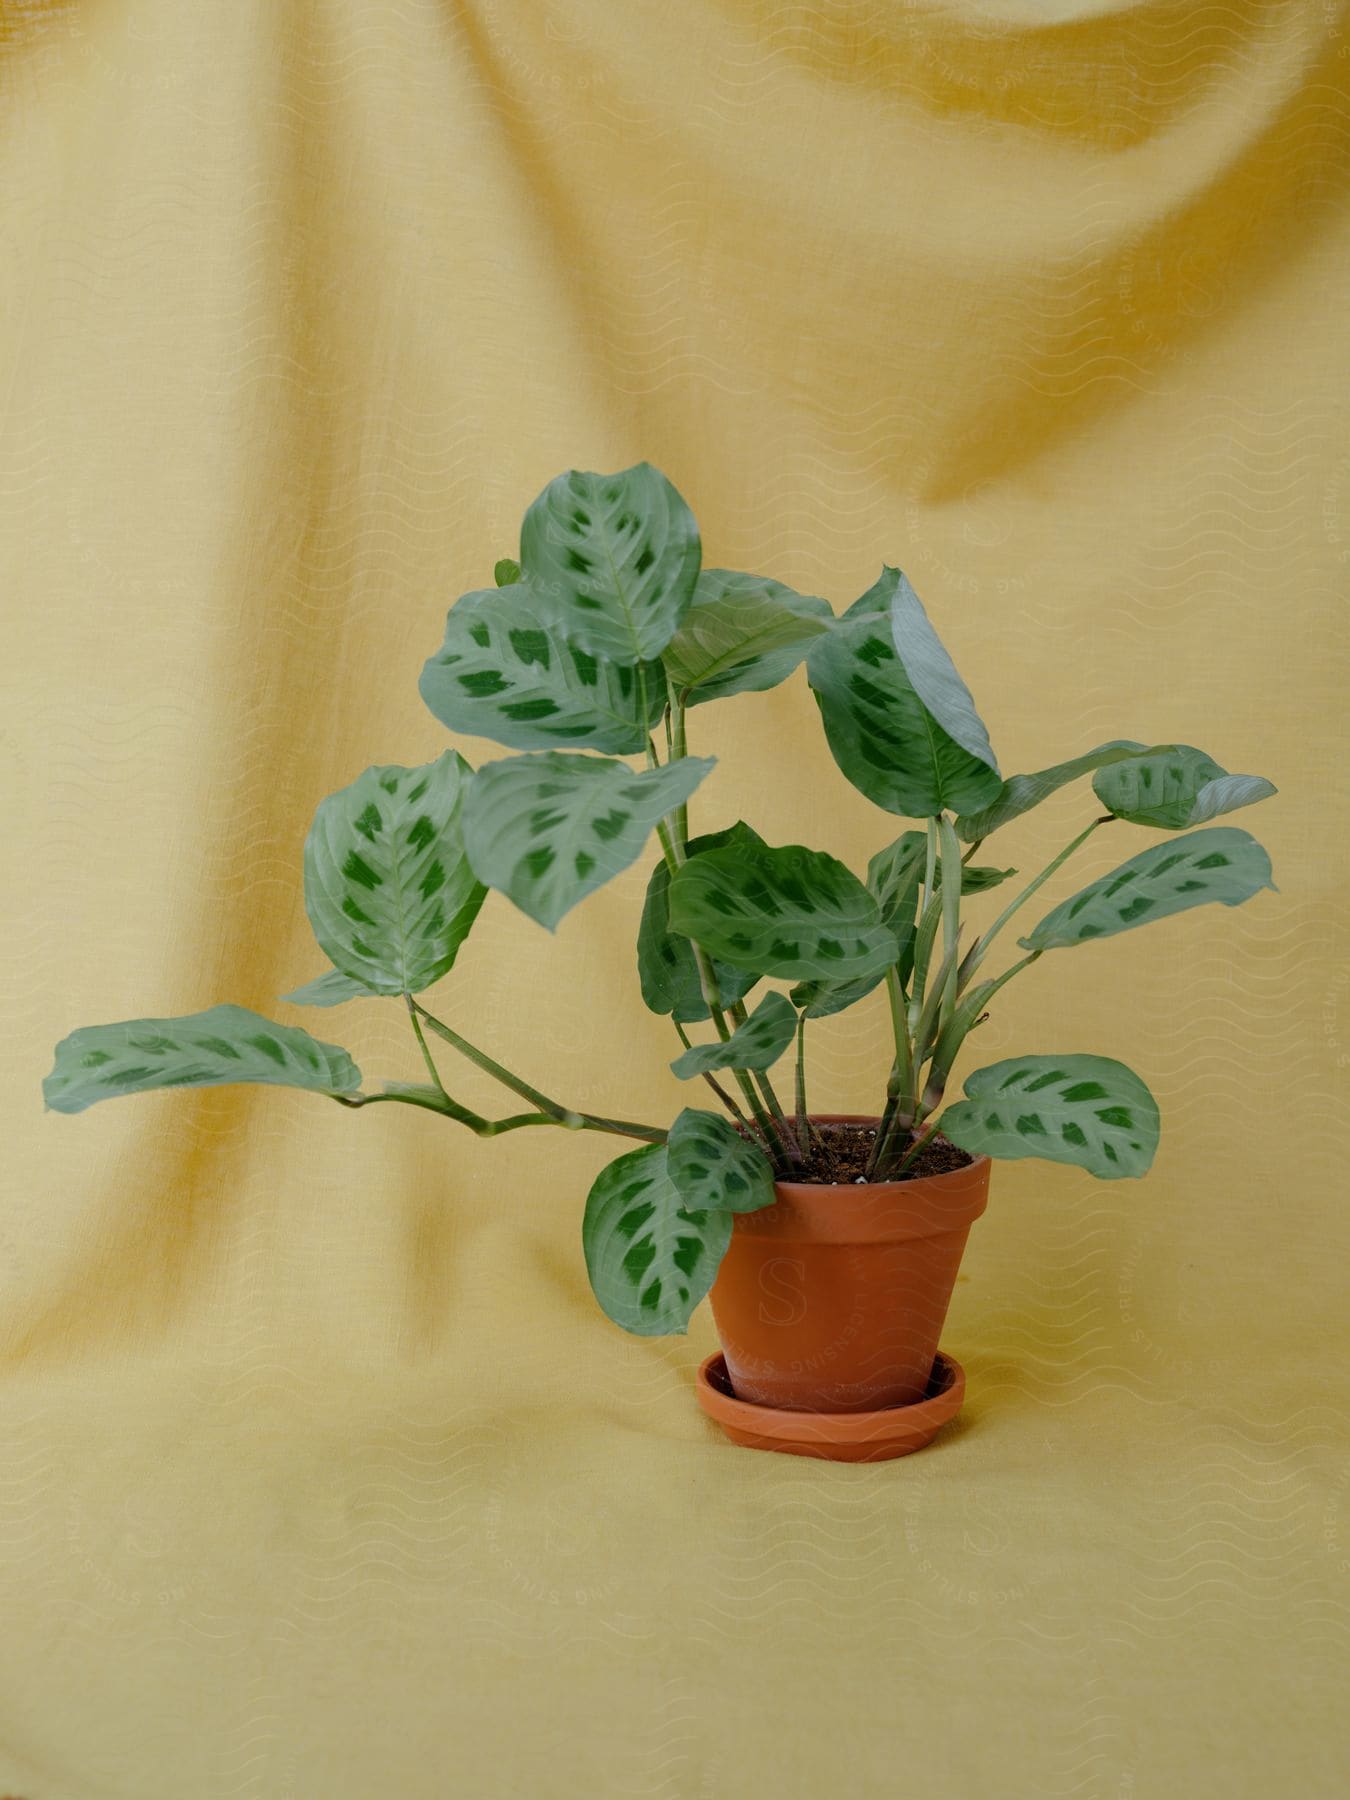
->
[937, 814, 962, 1039]
[673, 1019, 750, 1125]
[411, 1001, 664, 1143]
[793, 1011, 813, 1153]
[963, 817, 1110, 986]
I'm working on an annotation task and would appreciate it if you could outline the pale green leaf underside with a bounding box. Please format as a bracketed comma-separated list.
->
[941, 1054, 1159, 1179]
[668, 840, 898, 983]
[463, 752, 714, 931]
[666, 1108, 776, 1214]
[807, 590, 1003, 818]
[955, 741, 1151, 841]
[279, 969, 377, 1008]
[887, 566, 999, 776]
[662, 570, 831, 705]
[1021, 827, 1275, 952]
[670, 991, 797, 1077]
[44, 1005, 361, 1115]
[304, 752, 485, 996]
[1092, 744, 1276, 830]
[519, 462, 701, 662]
[636, 825, 761, 1023]
[419, 583, 664, 755]
[582, 1142, 731, 1336]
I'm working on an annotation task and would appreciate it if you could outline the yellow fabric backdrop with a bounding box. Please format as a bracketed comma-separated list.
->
[3, 1, 1348, 1794]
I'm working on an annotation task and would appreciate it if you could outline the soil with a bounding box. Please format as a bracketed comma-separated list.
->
[784, 1120, 973, 1186]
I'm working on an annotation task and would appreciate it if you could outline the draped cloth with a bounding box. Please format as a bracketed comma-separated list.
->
[2, 3, 1347, 1794]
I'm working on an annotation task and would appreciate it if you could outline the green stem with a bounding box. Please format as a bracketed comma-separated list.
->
[673, 1019, 749, 1125]
[937, 814, 962, 1039]
[963, 818, 1109, 987]
[411, 1001, 664, 1143]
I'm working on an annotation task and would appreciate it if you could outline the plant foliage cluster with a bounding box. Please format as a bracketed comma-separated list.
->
[46, 465, 1277, 1336]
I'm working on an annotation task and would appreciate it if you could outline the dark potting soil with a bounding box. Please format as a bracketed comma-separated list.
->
[788, 1120, 973, 1185]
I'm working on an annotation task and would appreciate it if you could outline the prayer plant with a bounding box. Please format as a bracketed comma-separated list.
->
[45, 464, 1278, 1337]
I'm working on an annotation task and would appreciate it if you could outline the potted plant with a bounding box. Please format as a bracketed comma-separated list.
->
[44, 463, 1277, 1461]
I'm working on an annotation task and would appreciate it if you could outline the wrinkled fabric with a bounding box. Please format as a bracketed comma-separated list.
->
[2, 2, 1347, 1795]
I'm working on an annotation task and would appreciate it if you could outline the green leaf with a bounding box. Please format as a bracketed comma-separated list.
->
[279, 969, 377, 1007]
[789, 967, 886, 1019]
[582, 1143, 731, 1336]
[667, 839, 898, 983]
[866, 831, 927, 929]
[1020, 827, 1276, 952]
[670, 992, 796, 1078]
[1092, 745, 1277, 830]
[419, 582, 665, 755]
[43, 1005, 361, 1115]
[636, 824, 762, 1023]
[463, 752, 714, 930]
[304, 752, 485, 995]
[494, 557, 521, 587]
[662, 570, 831, 705]
[955, 741, 1151, 841]
[940, 1054, 1160, 1180]
[807, 568, 1003, 817]
[666, 1107, 776, 1213]
[519, 462, 700, 662]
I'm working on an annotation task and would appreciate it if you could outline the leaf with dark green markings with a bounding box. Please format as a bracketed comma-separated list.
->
[636, 825, 762, 1022]
[670, 992, 797, 1078]
[519, 462, 700, 662]
[1020, 827, 1275, 952]
[280, 969, 377, 1007]
[940, 1054, 1159, 1179]
[662, 570, 831, 705]
[304, 752, 485, 996]
[955, 741, 1152, 841]
[666, 1108, 776, 1213]
[419, 582, 665, 754]
[44, 1005, 361, 1115]
[463, 752, 714, 930]
[668, 839, 898, 983]
[1092, 745, 1276, 830]
[808, 567, 1003, 817]
[582, 1143, 731, 1336]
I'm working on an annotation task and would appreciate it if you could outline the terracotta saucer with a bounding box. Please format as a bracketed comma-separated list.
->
[695, 1350, 965, 1462]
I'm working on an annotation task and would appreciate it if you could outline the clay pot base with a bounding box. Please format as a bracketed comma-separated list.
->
[696, 1351, 965, 1463]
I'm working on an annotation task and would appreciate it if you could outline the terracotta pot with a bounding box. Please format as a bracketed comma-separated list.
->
[707, 1115, 990, 1413]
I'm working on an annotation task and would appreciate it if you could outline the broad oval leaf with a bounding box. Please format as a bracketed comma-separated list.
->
[582, 1142, 731, 1336]
[955, 741, 1151, 841]
[280, 969, 377, 1007]
[1092, 745, 1276, 830]
[463, 752, 714, 931]
[1020, 827, 1275, 952]
[807, 570, 1003, 817]
[662, 570, 831, 705]
[44, 1005, 361, 1114]
[889, 567, 999, 776]
[636, 824, 762, 1022]
[666, 1107, 776, 1213]
[670, 992, 796, 1078]
[304, 752, 486, 995]
[940, 1054, 1159, 1179]
[419, 583, 665, 755]
[519, 462, 700, 662]
[667, 839, 898, 983]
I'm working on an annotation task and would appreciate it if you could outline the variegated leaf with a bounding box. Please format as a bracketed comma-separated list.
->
[304, 752, 486, 995]
[1020, 827, 1275, 952]
[670, 992, 797, 1078]
[1092, 745, 1276, 830]
[519, 462, 700, 661]
[668, 839, 898, 983]
[940, 1054, 1159, 1179]
[955, 741, 1152, 841]
[582, 1142, 731, 1336]
[44, 1005, 361, 1114]
[665, 1107, 776, 1213]
[279, 969, 377, 1007]
[636, 824, 762, 1022]
[807, 567, 1003, 818]
[419, 582, 665, 755]
[463, 752, 714, 930]
[662, 570, 831, 705]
